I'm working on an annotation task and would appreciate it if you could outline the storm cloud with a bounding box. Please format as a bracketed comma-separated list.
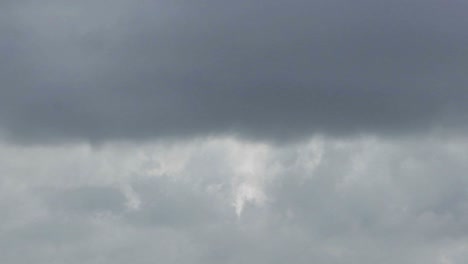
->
[1, 0, 468, 143]
[2, 2, 468, 263]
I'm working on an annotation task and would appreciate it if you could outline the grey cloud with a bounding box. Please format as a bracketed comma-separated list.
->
[2, 137, 468, 263]
[269, 139, 468, 243]
[1, 0, 468, 143]
[124, 176, 233, 227]
[42, 186, 127, 214]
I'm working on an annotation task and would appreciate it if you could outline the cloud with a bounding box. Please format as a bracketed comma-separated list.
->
[2, 2, 468, 263]
[42, 186, 127, 214]
[1, 136, 468, 263]
[1, 0, 468, 143]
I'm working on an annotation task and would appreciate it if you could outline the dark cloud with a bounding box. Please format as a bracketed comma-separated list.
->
[3, 2, 468, 260]
[2, 0, 468, 143]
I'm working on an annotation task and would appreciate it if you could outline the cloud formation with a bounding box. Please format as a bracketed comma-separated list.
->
[1, 0, 468, 143]
[1, 136, 468, 263]
[2, 2, 468, 263]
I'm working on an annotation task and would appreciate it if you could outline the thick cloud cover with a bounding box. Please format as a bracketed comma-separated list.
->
[1, 0, 468, 143]
[1, 136, 468, 263]
[2, 2, 468, 263]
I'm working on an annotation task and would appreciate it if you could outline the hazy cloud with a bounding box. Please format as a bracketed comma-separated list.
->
[1, 136, 468, 263]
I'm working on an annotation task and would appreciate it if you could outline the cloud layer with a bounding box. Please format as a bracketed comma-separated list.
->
[2, 136, 468, 263]
[2, 2, 468, 263]
[2, 0, 468, 143]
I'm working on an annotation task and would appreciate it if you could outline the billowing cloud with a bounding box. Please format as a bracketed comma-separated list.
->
[1, 0, 468, 143]
[1, 136, 468, 263]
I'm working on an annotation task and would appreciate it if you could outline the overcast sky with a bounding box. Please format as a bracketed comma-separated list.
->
[1, 1, 468, 263]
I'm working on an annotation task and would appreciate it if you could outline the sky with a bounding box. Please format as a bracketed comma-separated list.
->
[1, 1, 468, 263]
